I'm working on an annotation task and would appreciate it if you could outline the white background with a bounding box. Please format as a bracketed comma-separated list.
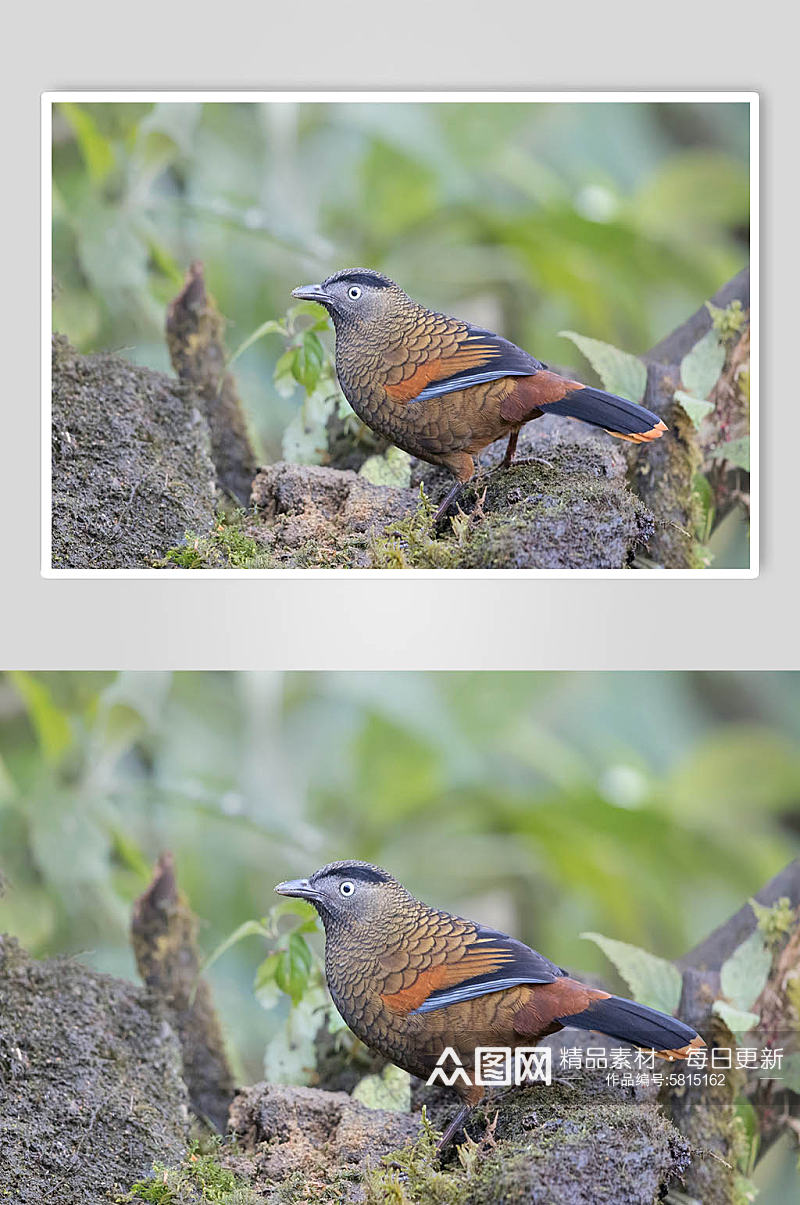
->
[2, 0, 794, 669]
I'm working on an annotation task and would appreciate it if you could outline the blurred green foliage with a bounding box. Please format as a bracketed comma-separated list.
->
[52, 100, 749, 467]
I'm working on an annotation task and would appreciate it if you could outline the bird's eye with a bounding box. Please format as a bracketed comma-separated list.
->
[347, 285, 362, 301]
[339, 880, 355, 897]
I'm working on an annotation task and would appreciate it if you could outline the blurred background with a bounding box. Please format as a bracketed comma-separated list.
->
[51, 100, 750, 461]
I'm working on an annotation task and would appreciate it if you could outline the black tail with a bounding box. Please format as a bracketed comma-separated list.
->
[545, 386, 667, 444]
[559, 994, 702, 1058]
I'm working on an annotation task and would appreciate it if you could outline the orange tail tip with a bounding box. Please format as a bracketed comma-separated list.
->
[607, 419, 668, 444]
[656, 1033, 706, 1061]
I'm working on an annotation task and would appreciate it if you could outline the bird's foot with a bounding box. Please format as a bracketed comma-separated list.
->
[506, 456, 554, 470]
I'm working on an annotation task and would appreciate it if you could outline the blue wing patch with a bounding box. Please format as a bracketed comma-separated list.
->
[413, 367, 535, 402]
[410, 973, 555, 1015]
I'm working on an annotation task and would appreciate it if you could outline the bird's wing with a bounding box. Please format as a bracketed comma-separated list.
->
[385, 323, 544, 405]
[381, 923, 564, 1016]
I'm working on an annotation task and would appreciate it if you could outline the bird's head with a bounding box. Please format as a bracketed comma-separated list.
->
[275, 860, 412, 929]
[291, 269, 408, 333]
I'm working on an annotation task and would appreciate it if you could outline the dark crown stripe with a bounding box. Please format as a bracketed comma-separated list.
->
[313, 863, 392, 885]
[338, 865, 392, 884]
[323, 271, 393, 291]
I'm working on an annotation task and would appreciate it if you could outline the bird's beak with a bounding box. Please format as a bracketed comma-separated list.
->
[274, 877, 324, 902]
[291, 283, 329, 304]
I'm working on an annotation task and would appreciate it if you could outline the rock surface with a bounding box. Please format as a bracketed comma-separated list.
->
[248, 461, 419, 567]
[412, 415, 655, 570]
[51, 334, 216, 568]
[0, 935, 695, 1204]
[50, 333, 658, 570]
[0, 934, 189, 1204]
[221, 1047, 692, 1204]
[225, 1081, 419, 1194]
[243, 417, 655, 570]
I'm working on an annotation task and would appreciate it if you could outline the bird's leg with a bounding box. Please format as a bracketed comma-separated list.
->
[501, 430, 519, 468]
[433, 481, 464, 527]
[436, 1102, 474, 1154]
[501, 429, 553, 472]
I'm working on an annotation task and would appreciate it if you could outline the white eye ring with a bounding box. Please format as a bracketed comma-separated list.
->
[347, 285, 362, 301]
[339, 880, 355, 897]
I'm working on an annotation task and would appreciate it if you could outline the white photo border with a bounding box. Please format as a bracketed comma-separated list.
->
[41, 91, 759, 579]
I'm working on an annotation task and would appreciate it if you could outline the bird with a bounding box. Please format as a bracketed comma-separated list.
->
[291, 270, 667, 524]
[275, 860, 703, 1150]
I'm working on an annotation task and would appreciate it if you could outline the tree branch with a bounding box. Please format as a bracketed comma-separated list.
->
[131, 852, 236, 1132]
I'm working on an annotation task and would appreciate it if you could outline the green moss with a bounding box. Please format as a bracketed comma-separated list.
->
[289, 536, 367, 569]
[120, 1140, 258, 1205]
[159, 511, 274, 569]
[362, 1109, 466, 1205]
[707, 299, 747, 344]
[368, 488, 470, 569]
[750, 896, 797, 950]
[273, 1168, 361, 1204]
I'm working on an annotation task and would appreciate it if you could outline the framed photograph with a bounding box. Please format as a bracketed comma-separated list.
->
[43, 93, 756, 576]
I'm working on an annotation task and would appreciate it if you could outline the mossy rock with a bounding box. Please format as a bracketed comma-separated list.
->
[51, 334, 216, 568]
[0, 935, 189, 1204]
[391, 416, 656, 570]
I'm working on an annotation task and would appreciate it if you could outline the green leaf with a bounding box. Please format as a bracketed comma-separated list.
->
[674, 390, 715, 429]
[293, 332, 325, 392]
[712, 1000, 760, 1033]
[558, 331, 646, 403]
[352, 1064, 412, 1112]
[254, 953, 282, 1010]
[60, 103, 115, 183]
[10, 672, 73, 765]
[735, 1095, 759, 1175]
[358, 447, 412, 488]
[263, 985, 328, 1085]
[681, 328, 726, 402]
[274, 349, 299, 398]
[198, 919, 271, 981]
[281, 382, 339, 465]
[227, 319, 286, 371]
[720, 929, 771, 1011]
[288, 300, 331, 330]
[270, 897, 318, 925]
[275, 932, 313, 1005]
[711, 437, 750, 472]
[581, 932, 682, 1013]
